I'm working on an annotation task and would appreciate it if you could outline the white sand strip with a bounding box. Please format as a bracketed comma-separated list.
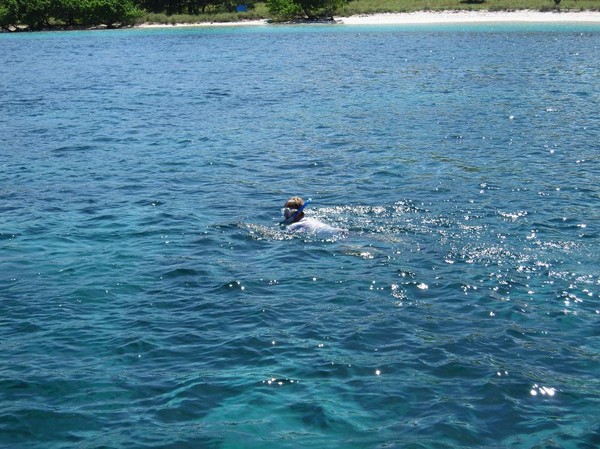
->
[337, 10, 600, 25]
[138, 19, 268, 28]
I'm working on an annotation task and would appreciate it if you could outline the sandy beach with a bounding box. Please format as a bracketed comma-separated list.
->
[339, 10, 600, 25]
[138, 10, 600, 28]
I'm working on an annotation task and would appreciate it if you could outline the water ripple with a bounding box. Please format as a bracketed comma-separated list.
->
[1, 25, 599, 449]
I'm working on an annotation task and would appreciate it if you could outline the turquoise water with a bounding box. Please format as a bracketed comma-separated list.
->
[1, 23, 599, 448]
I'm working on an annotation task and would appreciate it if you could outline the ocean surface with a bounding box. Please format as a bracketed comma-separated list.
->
[1, 21, 599, 449]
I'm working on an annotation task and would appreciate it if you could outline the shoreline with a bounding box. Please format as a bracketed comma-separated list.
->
[138, 10, 600, 28]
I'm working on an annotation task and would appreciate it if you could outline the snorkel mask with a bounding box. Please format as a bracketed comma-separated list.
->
[280, 198, 312, 225]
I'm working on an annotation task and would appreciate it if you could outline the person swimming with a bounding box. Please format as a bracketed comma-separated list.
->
[280, 197, 344, 235]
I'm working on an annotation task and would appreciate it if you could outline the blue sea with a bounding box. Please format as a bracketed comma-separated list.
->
[1, 21, 599, 449]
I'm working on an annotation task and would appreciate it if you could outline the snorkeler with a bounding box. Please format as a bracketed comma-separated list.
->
[280, 197, 344, 235]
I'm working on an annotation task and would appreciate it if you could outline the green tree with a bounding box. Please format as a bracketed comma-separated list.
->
[267, 0, 346, 20]
[51, 0, 82, 25]
[84, 0, 144, 26]
[0, 0, 19, 29]
[266, 0, 300, 19]
[20, 0, 52, 29]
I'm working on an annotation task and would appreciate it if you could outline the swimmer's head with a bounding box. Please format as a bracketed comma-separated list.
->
[285, 197, 304, 211]
[281, 197, 309, 224]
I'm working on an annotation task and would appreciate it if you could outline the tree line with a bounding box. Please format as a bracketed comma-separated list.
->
[1, 0, 346, 30]
[0, 0, 256, 30]
[0, 0, 145, 29]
